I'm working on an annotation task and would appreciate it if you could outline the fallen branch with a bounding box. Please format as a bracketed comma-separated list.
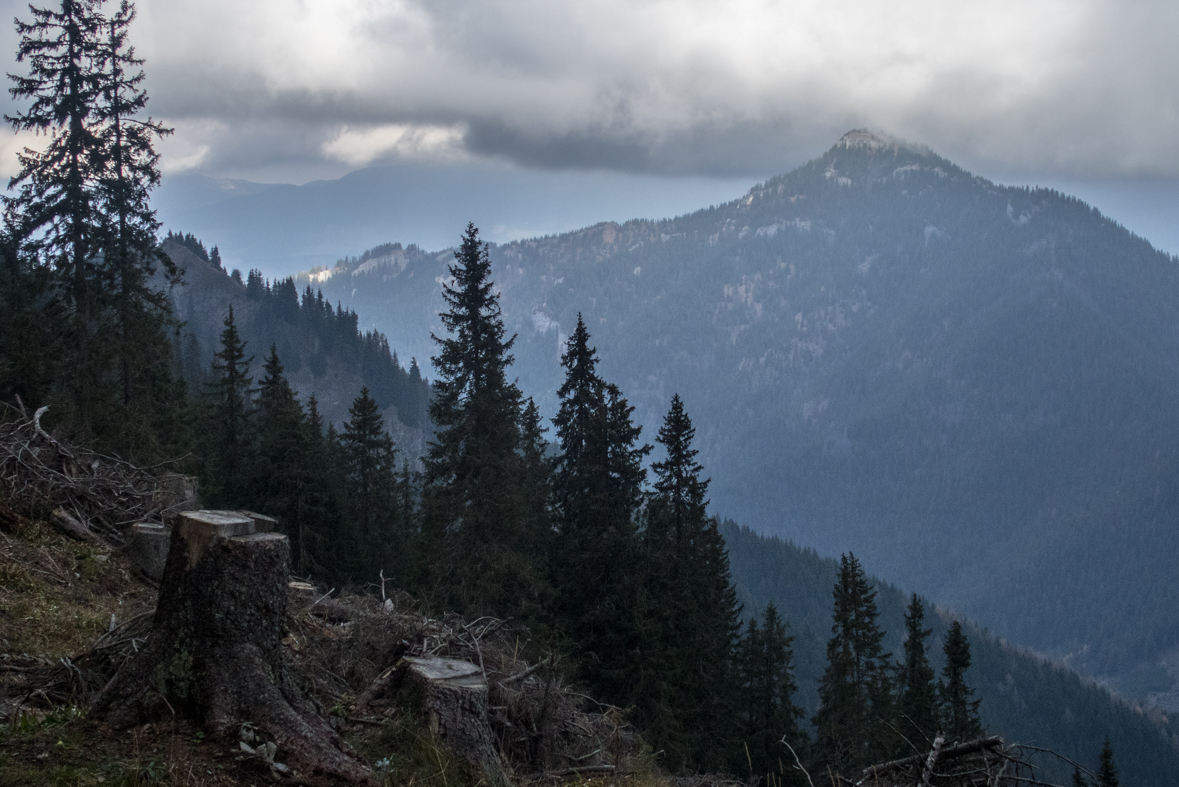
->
[50, 507, 104, 547]
[499, 655, 552, 685]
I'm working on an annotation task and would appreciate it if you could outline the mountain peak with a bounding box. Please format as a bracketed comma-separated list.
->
[835, 129, 932, 157]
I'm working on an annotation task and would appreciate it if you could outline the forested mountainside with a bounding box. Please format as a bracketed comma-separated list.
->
[721, 521, 1179, 787]
[162, 238, 430, 452]
[300, 131, 1179, 705]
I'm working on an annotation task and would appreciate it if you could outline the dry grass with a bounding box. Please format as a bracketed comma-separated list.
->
[0, 506, 662, 787]
[0, 516, 154, 659]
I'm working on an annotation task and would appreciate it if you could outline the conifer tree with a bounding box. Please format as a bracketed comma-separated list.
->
[1097, 738, 1119, 787]
[737, 603, 805, 783]
[636, 394, 741, 771]
[94, 0, 174, 418]
[813, 553, 894, 776]
[518, 396, 552, 555]
[1073, 765, 1089, 787]
[0, 231, 60, 405]
[6, 0, 108, 432]
[250, 345, 311, 565]
[340, 386, 401, 581]
[551, 316, 648, 700]
[939, 621, 982, 743]
[421, 223, 545, 617]
[203, 306, 253, 506]
[898, 594, 939, 747]
[298, 395, 341, 576]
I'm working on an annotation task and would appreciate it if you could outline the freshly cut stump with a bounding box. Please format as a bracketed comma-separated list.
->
[92, 511, 375, 785]
[358, 657, 509, 787]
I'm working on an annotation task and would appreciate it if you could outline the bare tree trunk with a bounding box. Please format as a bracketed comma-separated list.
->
[92, 511, 375, 785]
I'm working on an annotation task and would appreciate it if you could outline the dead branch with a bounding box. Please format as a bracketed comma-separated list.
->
[919, 734, 945, 787]
[500, 655, 552, 686]
[0, 406, 196, 545]
[861, 735, 1004, 779]
[50, 507, 104, 547]
[780, 737, 816, 787]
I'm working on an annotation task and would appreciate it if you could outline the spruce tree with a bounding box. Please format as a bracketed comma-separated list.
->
[203, 306, 253, 506]
[551, 316, 648, 701]
[0, 230, 60, 405]
[1073, 765, 1089, 787]
[6, 0, 108, 432]
[898, 594, 939, 747]
[636, 394, 741, 771]
[939, 621, 982, 743]
[93, 0, 175, 418]
[813, 553, 894, 776]
[340, 387, 401, 582]
[737, 603, 805, 783]
[421, 223, 544, 617]
[1097, 738, 1118, 787]
[250, 345, 311, 566]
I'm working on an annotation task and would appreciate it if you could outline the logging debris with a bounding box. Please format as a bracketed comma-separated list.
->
[0, 403, 196, 547]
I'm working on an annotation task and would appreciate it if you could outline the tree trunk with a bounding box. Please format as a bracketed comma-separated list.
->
[356, 656, 510, 787]
[92, 510, 375, 785]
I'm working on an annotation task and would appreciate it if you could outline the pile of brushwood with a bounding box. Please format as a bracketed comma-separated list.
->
[0, 402, 195, 546]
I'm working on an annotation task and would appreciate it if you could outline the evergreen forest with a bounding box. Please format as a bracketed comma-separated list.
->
[0, 2, 1171, 786]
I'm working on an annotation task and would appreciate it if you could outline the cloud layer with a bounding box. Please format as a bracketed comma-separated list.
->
[3, 0, 1178, 181]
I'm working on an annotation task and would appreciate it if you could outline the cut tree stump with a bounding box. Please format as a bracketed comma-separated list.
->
[356, 656, 510, 787]
[91, 510, 376, 785]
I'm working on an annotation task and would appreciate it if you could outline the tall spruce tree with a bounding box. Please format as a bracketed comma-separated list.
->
[94, 0, 175, 419]
[1097, 739, 1119, 787]
[939, 621, 982, 743]
[897, 594, 939, 748]
[813, 553, 894, 776]
[5, 0, 177, 453]
[636, 394, 741, 771]
[737, 603, 805, 783]
[203, 306, 253, 506]
[421, 223, 545, 617]
[551, 316, 648, 701]
[6, 0, 108, 432]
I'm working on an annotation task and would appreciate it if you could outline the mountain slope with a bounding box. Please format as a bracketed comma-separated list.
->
[161, 240, 430, 453]
[721, 521, 1179, 787]
[298, 131, 1179, 703]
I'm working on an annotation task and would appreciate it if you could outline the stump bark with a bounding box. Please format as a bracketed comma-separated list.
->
[356, 656, 510, 787]
[92, 511, 375, 785]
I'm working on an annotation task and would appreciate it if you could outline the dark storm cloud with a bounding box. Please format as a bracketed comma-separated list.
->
[3, 0, 1178, 181]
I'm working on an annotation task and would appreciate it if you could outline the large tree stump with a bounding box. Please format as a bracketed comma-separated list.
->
[92, 511, 375, 784]
[357, 656, 509, 787]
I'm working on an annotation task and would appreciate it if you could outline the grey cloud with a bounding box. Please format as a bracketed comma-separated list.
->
[3, 0, 1179, 181]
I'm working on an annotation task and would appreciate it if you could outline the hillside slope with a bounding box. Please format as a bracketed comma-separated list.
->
[300, 132, 1179, 703]
[721, 521, 1179, 787]
[161, 240, 430, 455]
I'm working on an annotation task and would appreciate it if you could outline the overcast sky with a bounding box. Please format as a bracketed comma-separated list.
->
[2, 0, 1178, 255]
[2, 0, 1177, 183]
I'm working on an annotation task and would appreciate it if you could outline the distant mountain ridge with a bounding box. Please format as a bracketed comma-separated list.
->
[298, 131, 1179, 709]
[721, 521, 1179, 787]
[160, 240, 431, 457]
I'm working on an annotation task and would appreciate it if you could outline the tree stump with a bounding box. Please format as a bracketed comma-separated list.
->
[356, 656, 509, 787]
[92, 510, 375, 785]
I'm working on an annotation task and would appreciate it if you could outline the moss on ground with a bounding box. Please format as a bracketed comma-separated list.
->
[0, 519, 154, 657]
